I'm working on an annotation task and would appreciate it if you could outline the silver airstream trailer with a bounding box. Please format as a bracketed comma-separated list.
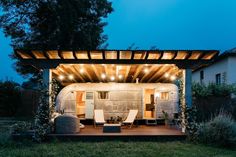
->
[56, 83, 179, 120]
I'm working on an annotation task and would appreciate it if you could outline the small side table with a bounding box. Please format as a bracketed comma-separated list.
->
[145, 119, 157, 125]
[103, 123, 121, 133]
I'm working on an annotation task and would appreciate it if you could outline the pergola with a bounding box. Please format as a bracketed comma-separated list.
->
[15, 49, 219, 131]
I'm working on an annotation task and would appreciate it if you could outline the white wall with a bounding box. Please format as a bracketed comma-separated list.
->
[227, 57, 236, 84]
[192, 58, 229, 84]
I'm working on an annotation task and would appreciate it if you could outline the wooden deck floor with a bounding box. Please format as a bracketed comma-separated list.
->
[48, 125, 186, 141]
[77, 125, 184, 136]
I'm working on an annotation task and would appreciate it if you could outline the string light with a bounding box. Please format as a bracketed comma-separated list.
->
[68, 74, 74, 80]
[58, 75, 64, 80]
[110, 76, 115, 81]
[164, 73, 169, 78]
[118, 74, 123, 79]
[170, 75, 176, 81]
[101, 73, 106, 79]
[79, 69, 84, 73]
[144, 68, 149, 73]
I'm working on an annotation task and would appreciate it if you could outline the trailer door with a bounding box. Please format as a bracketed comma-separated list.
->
[85, 91, 94, 119]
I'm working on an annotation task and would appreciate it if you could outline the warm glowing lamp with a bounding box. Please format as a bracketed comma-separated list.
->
[170, 75, 176, 81]
[68, 75, 74, 80]
[164, 73, 169, 78]
[101, 73, 106, 79]
[110, 76, 115, 81]
[59, 75, 64, 80]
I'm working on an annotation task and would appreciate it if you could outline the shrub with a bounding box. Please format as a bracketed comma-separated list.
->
[192, 82, 236, 122]
[0, 131, 11, 146]
[0, 81, 22, 116]
[11, 121, 32, 134]
[198, 113, 236, 147]
[186, 107, 199, 142]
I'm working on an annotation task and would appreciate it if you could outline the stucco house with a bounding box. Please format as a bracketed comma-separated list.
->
[192, 48, 236, 84]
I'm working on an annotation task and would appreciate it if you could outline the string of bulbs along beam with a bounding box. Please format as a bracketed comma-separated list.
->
[56, 64, 178, 82]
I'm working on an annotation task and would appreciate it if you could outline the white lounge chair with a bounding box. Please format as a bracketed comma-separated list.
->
[94, 109, 106, 128]
[123, 110, 138, 128]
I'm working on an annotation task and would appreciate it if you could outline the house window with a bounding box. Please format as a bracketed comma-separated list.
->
[160, 92, 169, 100]
[216, 73, 221, 85]
[222, 72, 227, 83]
[98, 91, 109, 100]
[200, 70, 204, 84]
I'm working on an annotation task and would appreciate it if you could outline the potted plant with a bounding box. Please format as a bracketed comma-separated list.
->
[162, 110, 169, 126]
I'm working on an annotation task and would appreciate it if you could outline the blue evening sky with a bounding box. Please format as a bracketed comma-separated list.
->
[1, 0, 236, 84]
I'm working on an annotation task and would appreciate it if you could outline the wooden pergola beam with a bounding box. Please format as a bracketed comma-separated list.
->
[19, 59, 214, 69]
[71, 65, 86, 82]
[171, 51, 178, 60]
[131, 65, 143, 82]
[72, 51, 78, 59]
[155, 66, 174, 82]
[58, 50, 64, 59]
[15, 49, 219, 71]
[124, 65, 131, 83]
[147, 65, 167, 83]
[91, 64, 102, 82]
[140, 65, 160, 82]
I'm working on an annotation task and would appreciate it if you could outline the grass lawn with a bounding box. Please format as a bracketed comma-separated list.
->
[0, 141, 236, 157]
[0, 118, 236, 157]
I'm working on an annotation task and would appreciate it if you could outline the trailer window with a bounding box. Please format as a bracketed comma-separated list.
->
[160, 92, 169, 100]
[98, 91, 109, 100]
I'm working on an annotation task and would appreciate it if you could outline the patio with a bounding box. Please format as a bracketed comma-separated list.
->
[15, 49, 219, 138]
[48, 124, 186, 141]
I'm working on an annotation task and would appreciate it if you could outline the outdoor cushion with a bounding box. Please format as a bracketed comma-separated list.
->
[55, 114, 80, 134]
[94, 109, 106, 127]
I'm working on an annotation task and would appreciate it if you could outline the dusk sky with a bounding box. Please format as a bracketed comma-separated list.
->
[1, 0, 236, 84]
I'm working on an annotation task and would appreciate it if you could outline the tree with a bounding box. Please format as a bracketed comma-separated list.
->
[0, 0, 113, 77]
[0, 81, 22, 116]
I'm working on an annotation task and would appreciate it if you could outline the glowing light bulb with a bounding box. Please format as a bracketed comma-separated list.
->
[144, 68, 149, 73]
[170, 75, 176, 81]
[110, 76, 115, 81]
[59, 75, 64, 80]
[80, 69, 84, 73]
[118, 74, 123, 79]
[68, 75, 74, 80]
[164, 73, 169, 78]
[101, 73, 106, 79]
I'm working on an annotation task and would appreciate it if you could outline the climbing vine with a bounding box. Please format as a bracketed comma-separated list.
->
[49, 78, 61, 120]
[176, 73, 198, 141]
[33, 71, 61, 142]
[33, 71, 50, 142]
[176, 77, 187, 131]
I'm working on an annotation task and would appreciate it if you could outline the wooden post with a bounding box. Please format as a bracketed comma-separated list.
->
[42, 69, 52, 107]
[181, 69, 192, 133]
[184, 69, 192, 108]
